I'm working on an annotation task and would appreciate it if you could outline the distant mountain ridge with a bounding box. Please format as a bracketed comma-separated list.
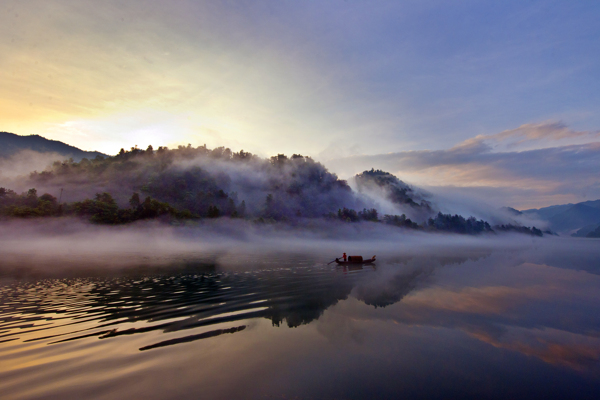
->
[521, 200, 600, 235]
[0, 132, 108, 161]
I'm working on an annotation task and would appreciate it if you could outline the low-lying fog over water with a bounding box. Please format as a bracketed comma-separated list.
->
[1, 226, 600, 399]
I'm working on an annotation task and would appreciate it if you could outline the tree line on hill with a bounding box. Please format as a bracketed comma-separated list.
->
[0, 187, 190, 224]
[0, 144, 546, 235]
[0, 186, 544, 236]
[25, 144, 359, 220]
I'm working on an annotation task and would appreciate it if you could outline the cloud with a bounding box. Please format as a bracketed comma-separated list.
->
[470, 327, 600, 372]
[454, 121, 600, 152]
[341, 253, 600, 372]
[404, 285, 545, 315]
[0, 0, 412, 157]
[3, 1, 599, 161]
[323, 122, 600, 209]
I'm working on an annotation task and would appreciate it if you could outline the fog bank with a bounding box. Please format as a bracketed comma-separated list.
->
[0, 218, 554, 278]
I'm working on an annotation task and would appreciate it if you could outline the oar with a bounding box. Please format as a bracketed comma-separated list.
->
[327, 259, 337, 265]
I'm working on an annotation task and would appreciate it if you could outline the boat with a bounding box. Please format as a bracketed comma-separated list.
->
[334, 255, 376, 265]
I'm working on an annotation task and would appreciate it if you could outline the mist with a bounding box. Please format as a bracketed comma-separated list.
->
[0, 216, 549, 279]
[0, 143, 555, 254]
[423, 186, 550, 229]
[0, 150, 68, 181]
[2, 147, 368, 217]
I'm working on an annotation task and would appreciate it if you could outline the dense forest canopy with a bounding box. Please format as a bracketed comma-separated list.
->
[24, 144, 360, 220]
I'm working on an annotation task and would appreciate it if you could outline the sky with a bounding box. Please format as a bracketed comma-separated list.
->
[1, 0, 599, 208]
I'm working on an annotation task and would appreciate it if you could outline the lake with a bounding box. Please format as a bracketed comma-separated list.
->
[1, 236, 600, 399]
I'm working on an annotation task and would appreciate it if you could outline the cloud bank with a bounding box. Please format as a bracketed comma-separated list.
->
[324, 122, 600, 209]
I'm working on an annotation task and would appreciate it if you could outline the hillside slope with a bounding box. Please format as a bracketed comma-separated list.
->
[0, 132, 108, 161]
[522, 200, 600, 233]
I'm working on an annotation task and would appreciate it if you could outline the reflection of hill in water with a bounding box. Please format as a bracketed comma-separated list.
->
[355, 268, 427, 308]
[354, 255, 489, 308]
[0, 255, 486, 351]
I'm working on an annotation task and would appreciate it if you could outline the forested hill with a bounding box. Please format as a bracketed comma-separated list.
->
[21, 145, 363, 220]
[0, 144, 546, 236]
[0, 132, 108, 161]
[355, 169, 433, 222]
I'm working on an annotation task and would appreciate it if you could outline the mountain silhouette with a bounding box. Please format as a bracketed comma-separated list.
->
[0, 131, 108, 161]
[572, 223, 600, 238]
[523, 200, 600, 234]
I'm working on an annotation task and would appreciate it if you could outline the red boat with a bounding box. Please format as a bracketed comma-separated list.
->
[334, 255, 376, 265]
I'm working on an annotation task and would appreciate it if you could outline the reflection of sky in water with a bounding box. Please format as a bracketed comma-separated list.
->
[1, 244, 600, 399]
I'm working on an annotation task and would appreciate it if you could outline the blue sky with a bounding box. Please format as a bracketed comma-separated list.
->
[1, 0, 599, 207]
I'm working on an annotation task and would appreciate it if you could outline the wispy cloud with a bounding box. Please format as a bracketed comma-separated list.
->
[2, 1, 599, 158]
[454, 121, 600, 152]
[470, 327, 600, 372]
[323, 122, 600, 208]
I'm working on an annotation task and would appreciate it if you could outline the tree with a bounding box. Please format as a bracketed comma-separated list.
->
[226, 198, 236, 216]
[72, 192, 119, 224]
[337, 207, 359, 222]
[358, 208, 378, 222]
[270, 154, 288, 166]
[238, 200, 246, 218]
[383, 214, 419, 229]
[25, 188, 38, 207]
[39, 193, 57, 212]
[129, 192, 141, 209]
[207, 205, 220, 218]
[427, 212, 493, 234]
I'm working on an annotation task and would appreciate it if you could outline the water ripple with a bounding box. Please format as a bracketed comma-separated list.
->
[0, 263, 375, 351]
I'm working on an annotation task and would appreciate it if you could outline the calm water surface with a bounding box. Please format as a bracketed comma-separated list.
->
[1, 239, 600, 399]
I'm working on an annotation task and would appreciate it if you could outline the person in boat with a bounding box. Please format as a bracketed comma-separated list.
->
[342, 252, 347, 262]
